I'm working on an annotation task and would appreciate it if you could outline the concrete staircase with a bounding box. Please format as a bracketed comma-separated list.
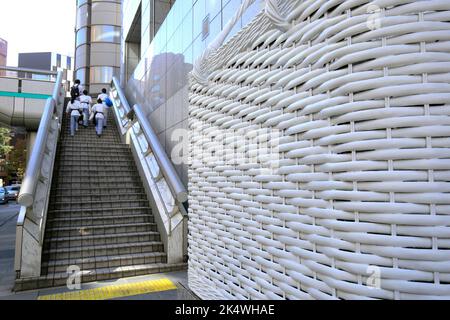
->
[15, 104, 186, 291]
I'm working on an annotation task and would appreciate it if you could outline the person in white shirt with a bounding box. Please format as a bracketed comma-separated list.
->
[97, 88, 109, 128]
[66, 98, 82, 136]
[79, 90, 92, 128]
[90, 99, 106, 137]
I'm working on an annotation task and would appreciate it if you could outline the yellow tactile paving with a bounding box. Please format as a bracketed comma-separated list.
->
[38, 278, 177, 300]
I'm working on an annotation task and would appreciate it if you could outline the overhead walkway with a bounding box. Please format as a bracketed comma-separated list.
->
[0, 66, 59, 130]
[14, 73, 188, 291]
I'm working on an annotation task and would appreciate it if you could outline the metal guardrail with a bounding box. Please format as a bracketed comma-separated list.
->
[110, 77, 187, 263]
[133, 105, 188, 203]
[18, 71, 63, 207]
[0, 65, 58, 76]
[15, 70, 64, 278]
[111, 76, 187, 203]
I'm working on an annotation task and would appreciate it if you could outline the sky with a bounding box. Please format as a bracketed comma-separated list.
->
[0, 0, 76, 66]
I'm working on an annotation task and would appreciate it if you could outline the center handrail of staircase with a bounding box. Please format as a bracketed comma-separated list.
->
[111, 76, 188, 204]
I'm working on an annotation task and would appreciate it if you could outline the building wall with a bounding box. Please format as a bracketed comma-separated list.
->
[18, 52, 73, 88]
[188, 0, 450, 300]
[18, 52, 52, 71]
[0, 38, 7, 77]
[123, 0, 265, 188]
[75, 0, 122, 95]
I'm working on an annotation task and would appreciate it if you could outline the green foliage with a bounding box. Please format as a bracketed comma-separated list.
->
[0, 127, 12, 158]
[0, 126, 26, 183]
[6, 138, 27, 181]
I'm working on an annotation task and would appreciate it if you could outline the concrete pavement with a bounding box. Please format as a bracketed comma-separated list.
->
[0, 202, 20, 297]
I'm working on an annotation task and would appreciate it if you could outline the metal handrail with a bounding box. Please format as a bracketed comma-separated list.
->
[0, 65, 58, 76]
[133, 104, 188, 203]
[112, 76, 132, 115]
[17, 71, 63, 208]
[111, 77, 188, 203]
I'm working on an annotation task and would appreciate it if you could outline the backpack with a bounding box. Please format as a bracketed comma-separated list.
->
[71, 85, 80, 99]
[104, 97, 113, 108]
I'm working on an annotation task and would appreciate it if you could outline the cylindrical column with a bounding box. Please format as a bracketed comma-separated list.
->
[75, 0, 122, 95]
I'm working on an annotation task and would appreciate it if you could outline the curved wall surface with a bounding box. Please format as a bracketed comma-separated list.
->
[188, 0, 450, 300]
[75, 0, 121, 94]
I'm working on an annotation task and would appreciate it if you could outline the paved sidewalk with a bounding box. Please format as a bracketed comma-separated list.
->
[0, 202, 20, 297]
[1, 270, 195, 300]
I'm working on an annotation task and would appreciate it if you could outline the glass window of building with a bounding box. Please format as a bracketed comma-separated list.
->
[91, 25, 121, 43]
[76, 27, 88, 47]
[90, 66, 116, 84]
[76, 3, 89, 29]
[56, 54, 62, 68]
[75, 68, 87, 84]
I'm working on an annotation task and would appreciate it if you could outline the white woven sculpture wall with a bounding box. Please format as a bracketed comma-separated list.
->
[188, 0, 450, 300]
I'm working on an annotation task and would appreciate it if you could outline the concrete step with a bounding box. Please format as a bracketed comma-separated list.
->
[50, 182, 145, 190]
[15, 263, 187, 291]
[56, 167, 139, 175]
[61, 137, 120, 143]
[62, 128, 118, 133]
[51, 193, 147, 203]
[42, 241, 165, 261]
[57, 159, 136, 165]
[46, 222, 158, 237]
[47, 206, 153, 219]
[44, 231, 161, 249]
[52, 186, 145, 192]
[46, 213, 154, 228]
[60, 144, 130, 150]
[52, 186, 145, 196]
[58, 150, 131, 156]
[50, 199, 150, 211]
[61, 133, 120, 138]
[54, 171, 141, 178]
[54, 175, 143, 185]
[61, 136, 120, 141]
[55, 166, 137, 173]
[61, 135, 120, 141]
[42, 251, 168, 274]
[56, 155, 133, 162]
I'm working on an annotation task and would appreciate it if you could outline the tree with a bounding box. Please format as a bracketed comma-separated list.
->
[0, 127, 12, 158]
[6, 138, 27, 182]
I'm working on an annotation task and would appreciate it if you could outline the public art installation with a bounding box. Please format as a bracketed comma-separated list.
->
[189, 0, 450, 299]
